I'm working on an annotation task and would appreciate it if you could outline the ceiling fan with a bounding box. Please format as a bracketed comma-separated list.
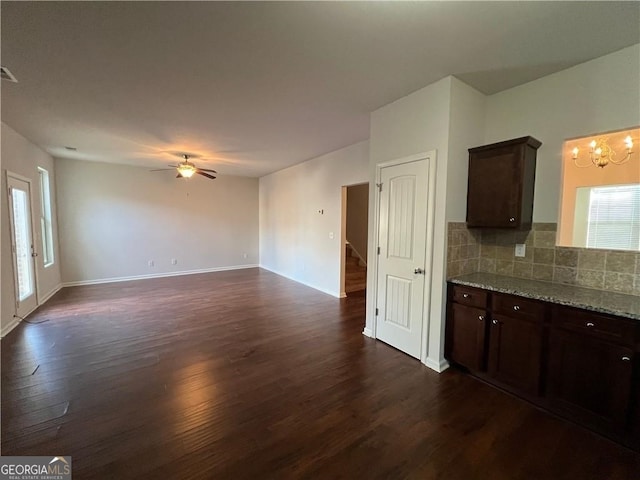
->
[150, 154, 217, 180]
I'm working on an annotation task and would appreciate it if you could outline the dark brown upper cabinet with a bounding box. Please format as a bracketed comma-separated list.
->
[466, 136, 541, 229]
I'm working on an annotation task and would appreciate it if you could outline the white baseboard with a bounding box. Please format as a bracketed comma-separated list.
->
[62, 264, 259, 287]
[1, 316, 21, 338]
[0, 294, 48, 338]
[362, 327, 374, 338]
[424, 357, 450, 373]
[38, 284, 62, 305]
[258, 265, 340, 298]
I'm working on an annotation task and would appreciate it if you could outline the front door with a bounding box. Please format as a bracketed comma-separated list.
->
[375, 158, 430, 358]
[7, 174, 39, 318]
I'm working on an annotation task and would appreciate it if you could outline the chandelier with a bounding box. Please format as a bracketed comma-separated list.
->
[572, 136, 633, 168]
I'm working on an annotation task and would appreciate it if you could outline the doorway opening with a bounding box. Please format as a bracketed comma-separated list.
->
[340, 183, 369, 298]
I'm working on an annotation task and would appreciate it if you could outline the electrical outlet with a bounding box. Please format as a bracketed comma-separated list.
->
[515, 244, 526, 258]
[171, 259, 177, 265]
[329, 232, 334, 240]
[148, 260, 154, 267]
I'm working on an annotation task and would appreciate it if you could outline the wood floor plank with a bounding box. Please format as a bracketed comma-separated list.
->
[2, 268, 638, 479]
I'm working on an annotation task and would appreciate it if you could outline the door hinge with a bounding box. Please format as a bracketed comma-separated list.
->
[377, 246, 380, 255]
[376, 183, 382, 192]
[375, 308, 379, 316]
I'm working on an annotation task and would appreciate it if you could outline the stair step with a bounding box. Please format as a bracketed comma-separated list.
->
[345, 243, 367, 294]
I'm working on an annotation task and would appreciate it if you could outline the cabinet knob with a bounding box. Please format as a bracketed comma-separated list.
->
[463, 293, 470, 298]
[513, 305, 520, 311]
[509, 217, 516, 223]
[586, 322, 595, 328]
[492, 319, 499, 325]
[621, 356, 631, 362]
[478, 315, 484, 321]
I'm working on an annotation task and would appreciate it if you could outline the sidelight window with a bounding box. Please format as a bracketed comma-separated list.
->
[38, 167, 55, 266]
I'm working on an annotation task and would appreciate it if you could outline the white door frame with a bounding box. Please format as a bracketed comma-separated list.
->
[369, 151, 437, 364]
[6, 170, 40, 318]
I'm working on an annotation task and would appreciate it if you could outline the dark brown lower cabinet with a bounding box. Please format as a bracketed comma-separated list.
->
[547, 329, 634, 431]
[446, 282, 639, 448]
[448, 303, 487, 371]
[488, 314, 543, 396]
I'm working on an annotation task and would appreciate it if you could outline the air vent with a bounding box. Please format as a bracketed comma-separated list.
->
[1, 66, 18, 83]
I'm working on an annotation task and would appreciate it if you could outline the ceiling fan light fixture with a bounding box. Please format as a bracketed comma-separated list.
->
[177, 164, 196, 178]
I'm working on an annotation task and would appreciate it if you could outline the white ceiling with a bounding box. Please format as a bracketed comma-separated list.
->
[2, 2, 639, 177]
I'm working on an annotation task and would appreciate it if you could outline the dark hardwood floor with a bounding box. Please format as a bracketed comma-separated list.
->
[2, 268, 638, 479]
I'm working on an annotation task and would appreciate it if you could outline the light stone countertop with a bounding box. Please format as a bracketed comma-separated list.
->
[449, 272, 640, 321]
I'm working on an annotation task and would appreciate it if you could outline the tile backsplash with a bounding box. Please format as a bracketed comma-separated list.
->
[447, 222, 640, 296]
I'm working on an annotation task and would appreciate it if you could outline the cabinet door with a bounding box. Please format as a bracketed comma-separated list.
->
[487, 314, 542, 395]
[466, 147, 522, 228]
[448, 303, 487, 371]
[547, 329, 634, 430]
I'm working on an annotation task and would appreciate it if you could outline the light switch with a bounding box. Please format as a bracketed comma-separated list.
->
[515, 244, 526, 258]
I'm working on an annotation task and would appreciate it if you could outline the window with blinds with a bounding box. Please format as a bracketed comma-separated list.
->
[586, 184, 640, 250]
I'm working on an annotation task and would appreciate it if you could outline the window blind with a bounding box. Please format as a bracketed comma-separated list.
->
[586, 184, 640, 250]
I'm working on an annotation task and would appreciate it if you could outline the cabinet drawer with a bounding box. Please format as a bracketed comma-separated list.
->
[452, 285, 487, 309]
[492, 292, 545, 323]
[552, 306, 635, 346]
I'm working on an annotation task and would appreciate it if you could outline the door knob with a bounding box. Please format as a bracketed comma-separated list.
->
[414, 267, 424, 275]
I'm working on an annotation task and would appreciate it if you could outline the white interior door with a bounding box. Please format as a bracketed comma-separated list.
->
[7, 174, 39, 318]
[375, 158, 430, 358]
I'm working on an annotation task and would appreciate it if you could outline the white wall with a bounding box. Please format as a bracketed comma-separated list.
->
[367, 77, 452, 371]
[485, 44, 640, 222]
[446, 77, 486, 222]
[1, 123, 62, 335]
[259, 141, 369, 297]
[55, 158, 258, 284]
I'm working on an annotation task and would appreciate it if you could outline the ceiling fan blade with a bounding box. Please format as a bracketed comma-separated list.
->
[197, 167, 217, 173]
[176, 173, 183, 178]
[150, 168, 175, 172]
[196, 171, 216, 180]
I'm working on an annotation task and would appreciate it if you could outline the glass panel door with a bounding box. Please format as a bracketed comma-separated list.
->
[7, 174, 38, 317]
